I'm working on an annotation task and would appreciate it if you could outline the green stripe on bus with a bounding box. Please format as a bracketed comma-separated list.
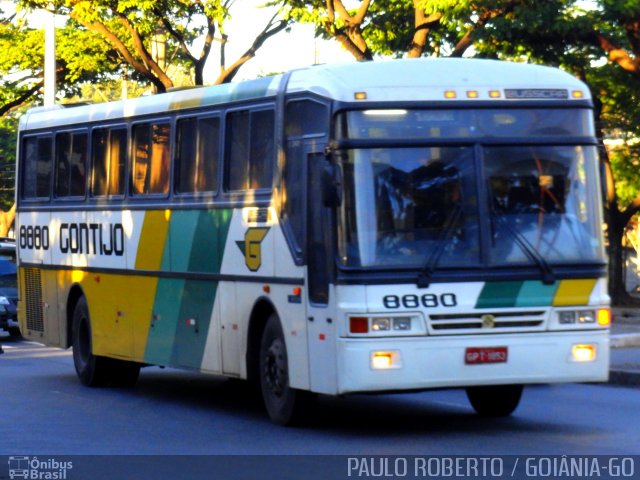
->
[475, 281, 523, 308]
[144, 278, 184, 365]
[165, 211, 199, 271]
[188, 210, 232, 274]
[158, 209, 233, 274]
[515, 281, 559, 307]
[170, 279, 217, 369]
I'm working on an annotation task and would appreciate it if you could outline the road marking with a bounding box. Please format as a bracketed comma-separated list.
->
[2, 351, 72, 359]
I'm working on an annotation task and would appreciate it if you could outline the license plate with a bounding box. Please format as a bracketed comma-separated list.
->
[465, 346, 508, 365]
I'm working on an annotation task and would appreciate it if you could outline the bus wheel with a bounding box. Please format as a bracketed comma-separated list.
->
[466, 384, 523, 417]
[259, 313, 311, 425]
[72, 296, 109, 387]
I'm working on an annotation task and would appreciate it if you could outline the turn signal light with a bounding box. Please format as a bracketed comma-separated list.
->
[597, 308, 611, 326]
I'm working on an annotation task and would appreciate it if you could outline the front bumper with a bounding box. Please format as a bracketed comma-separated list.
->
[336, 330, 609, 394]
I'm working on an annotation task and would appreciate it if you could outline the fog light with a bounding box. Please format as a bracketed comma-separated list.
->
[371, 318, 391, 331]
[572, 344, 596, 362]
[578, 310, 596, 323]
[393, 317, 411, 330]
[371, 351, 400, 369]
[559, 311, 575, 324]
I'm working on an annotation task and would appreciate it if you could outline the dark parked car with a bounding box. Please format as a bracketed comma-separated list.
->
[0, 238, 18, 338]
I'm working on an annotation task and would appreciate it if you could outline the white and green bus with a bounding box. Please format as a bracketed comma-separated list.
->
[17, 58, 610, 425]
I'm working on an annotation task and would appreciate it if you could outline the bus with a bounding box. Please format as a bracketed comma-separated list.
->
[16, 58, 610, 425]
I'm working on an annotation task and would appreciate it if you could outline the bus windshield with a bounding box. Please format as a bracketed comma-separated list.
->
[336, 109, 605, 270]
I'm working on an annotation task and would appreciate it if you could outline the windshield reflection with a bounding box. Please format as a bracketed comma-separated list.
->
[338, 147, 479, 267]
[486, 145, 603, 264]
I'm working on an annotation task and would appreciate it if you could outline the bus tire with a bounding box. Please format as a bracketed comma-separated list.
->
[465, 384, 523, 417]
[259, 313, 312, 425]
[72, 296, 109, 387]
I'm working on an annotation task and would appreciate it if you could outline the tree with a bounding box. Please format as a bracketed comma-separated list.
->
[20, 0, 289, 92]
[284, 0, 551, 60]
[286, 0, 640, 303]
[470, 0, 640, 304]
[0, 5, 121, 116]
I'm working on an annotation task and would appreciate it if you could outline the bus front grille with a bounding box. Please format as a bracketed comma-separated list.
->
[428, 310, 546, 334]
[24, 268, 44, 333]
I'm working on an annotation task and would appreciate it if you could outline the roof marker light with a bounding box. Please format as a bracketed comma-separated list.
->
[444, 90, 457, 99]
[489, 90, 501, 98]
[354, 92, 367, 100]
[572, 90, 584, 99]
[466, 90, 479, 99]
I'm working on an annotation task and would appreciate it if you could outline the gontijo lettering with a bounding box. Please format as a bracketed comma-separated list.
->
[19, 223, 124, 256]
[59, 222, 124, 256]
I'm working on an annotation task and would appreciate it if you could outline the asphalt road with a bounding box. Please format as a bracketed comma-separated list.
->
[1, 337, 640, 480]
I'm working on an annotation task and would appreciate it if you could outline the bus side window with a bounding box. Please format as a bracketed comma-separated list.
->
[225, 109, 274, 191]
[55, 131, 87, 198]
[132, 122, 170, 195]
[22, 136, 52, 199]
[175, 116, 220, 194]
[91, 127, 126, 197]
[282, 100, 330, 260]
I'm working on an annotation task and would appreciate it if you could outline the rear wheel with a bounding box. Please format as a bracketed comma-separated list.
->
[259, 313, 313, 425]
[72, 296, 140, 387]
[466, 384, 523, 417]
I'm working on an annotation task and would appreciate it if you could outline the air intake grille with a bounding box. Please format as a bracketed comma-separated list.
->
[24, 268, 44, 333]
[428, 310, 546, 334]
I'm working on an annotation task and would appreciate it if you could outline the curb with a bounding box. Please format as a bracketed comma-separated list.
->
[610, 333, 640, 348]
[609, 369, 640, 387]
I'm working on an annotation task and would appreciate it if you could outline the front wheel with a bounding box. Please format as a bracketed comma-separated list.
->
[259, 313, 313, 425]
[466, 384, 523, 417]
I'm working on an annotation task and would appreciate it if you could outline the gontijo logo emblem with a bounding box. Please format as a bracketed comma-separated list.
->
[236, 227, 270, 272]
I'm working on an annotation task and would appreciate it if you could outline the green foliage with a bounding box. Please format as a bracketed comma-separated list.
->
[0, 117, 17, 210]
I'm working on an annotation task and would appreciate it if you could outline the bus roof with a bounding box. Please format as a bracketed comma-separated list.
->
[19, 58, 589, 132]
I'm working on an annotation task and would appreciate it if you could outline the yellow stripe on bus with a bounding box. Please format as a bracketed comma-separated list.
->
[552, 279, 597, 306]
[135, 210, 171, 271]
[80, 272, 158, 361]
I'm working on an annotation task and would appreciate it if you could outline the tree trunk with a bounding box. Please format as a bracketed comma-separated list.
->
[607, 206, 640, 306]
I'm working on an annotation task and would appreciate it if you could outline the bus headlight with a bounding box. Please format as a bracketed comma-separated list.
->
[553, 308, 610, 329]
[348, 315, 425, 336]
[371, 317, 391, 331]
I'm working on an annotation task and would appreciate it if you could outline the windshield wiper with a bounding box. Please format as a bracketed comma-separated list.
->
[416, 204, 463, 288]
[491, 214, 556, 285]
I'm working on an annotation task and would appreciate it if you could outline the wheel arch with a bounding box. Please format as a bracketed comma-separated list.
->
[246, 297, 277, 384]
[65, 284, 85, 348]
